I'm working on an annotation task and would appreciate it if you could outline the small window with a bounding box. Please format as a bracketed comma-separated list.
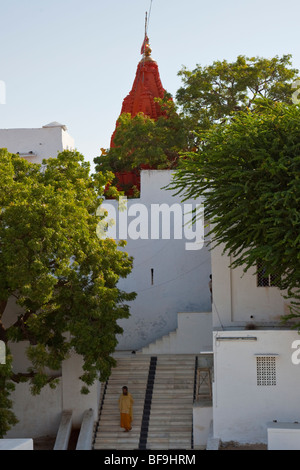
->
[257, 260, 280, 287]
[256, 356, 276, 386]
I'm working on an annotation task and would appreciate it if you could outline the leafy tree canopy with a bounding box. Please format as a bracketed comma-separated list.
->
[0, 149, 135, 436]
[176, 54, 299, 140]
[94, 96, 189, 188]
[170, 101, 300, 319]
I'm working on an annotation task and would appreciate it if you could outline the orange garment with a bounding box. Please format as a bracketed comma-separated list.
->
[120, 413, 132, 431]
[119, 392, 133, 430]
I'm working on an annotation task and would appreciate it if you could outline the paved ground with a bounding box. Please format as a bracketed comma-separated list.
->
[33, 430, 80, 450]
[220, 441, 267, 450]
[34, 436, 56, 450]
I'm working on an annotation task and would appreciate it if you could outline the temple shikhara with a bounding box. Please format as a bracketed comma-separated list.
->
[109, 34, 167, 194]
[110, 35, 166, 145]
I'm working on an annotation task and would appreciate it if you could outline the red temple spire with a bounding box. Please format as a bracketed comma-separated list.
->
[108, 32, 167, 196]
[110, 35, 166, 148]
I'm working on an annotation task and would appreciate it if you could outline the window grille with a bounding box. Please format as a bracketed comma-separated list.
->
[257, 260, 280, 287]
[256, 356, 276, 386]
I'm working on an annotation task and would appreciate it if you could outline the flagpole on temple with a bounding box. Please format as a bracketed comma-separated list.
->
[141, 12, 148, 82]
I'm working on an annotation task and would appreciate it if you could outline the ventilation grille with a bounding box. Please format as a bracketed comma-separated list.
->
[256, 356, 276, 386]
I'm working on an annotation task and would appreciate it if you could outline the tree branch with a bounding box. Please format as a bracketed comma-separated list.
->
[10, 371, 61, 385]
[10, 311, 38, 345]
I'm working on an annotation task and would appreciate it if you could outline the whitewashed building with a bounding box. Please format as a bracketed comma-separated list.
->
[0, 121, 74, 163]
[209, 241, 300, 448]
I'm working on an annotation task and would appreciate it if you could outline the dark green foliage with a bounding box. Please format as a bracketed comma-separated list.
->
[94, 96, 189, 184]
[176, 54, 299, 142]
[170, 101, 300, 319]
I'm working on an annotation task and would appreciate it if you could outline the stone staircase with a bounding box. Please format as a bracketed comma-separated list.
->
[93, 354, 196, 450]
[140, 312, 213, 355]
[93, 354, 150, 450]
[146, 355, 195, 450]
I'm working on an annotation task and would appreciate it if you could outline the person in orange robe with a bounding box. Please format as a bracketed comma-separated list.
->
[119, 386, 134, 432]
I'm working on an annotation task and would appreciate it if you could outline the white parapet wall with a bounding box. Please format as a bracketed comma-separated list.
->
[267, 422, 300, 450]
[193, 404, 213, 448]
[53, 411, 73, 451]
[76, 409, 95, 450]
[0, 439, 33, 450]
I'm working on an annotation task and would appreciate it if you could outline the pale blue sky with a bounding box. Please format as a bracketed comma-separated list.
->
[1, 0, 300, 171]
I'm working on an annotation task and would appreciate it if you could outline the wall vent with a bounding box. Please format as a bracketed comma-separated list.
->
[256, 356, 277, 386]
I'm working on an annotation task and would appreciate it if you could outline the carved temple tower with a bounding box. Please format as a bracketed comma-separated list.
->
[110, 35, 167, 194]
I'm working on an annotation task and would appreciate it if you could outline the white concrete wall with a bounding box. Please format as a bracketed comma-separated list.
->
[5, 355, 101, 439]
[212, 330, 300, 444]
[102, 170, 212, 351]
[176, 312, 212, 353]
[193, 404, 213, 448]
[61, 352, 100, 429]
[6, 381, 63, 439]
[141, 311, 213, 354]
[0, 123, 74, 164]
[211, 242, 290, 328]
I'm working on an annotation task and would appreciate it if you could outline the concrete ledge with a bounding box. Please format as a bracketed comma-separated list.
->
[267, 421, 300, 450]
[0, 439, 33, 450]
[76, 409, 95, 450]
[53, 410, 73, 450]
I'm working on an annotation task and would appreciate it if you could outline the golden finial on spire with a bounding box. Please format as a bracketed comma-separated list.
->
[141, 35, 152, 57]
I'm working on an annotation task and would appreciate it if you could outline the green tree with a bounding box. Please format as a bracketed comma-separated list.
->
[0, 149, 135, 437]
[176, 54, 299, 142]
[94, 96, 188, 194]
[95, 55, 299, 187]
[170, 101, 300, 319]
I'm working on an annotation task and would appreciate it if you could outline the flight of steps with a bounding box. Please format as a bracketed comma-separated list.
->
[146, 355, 195, 450]
[93, 354, 196, 450]
[93, 354, 150, 450]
